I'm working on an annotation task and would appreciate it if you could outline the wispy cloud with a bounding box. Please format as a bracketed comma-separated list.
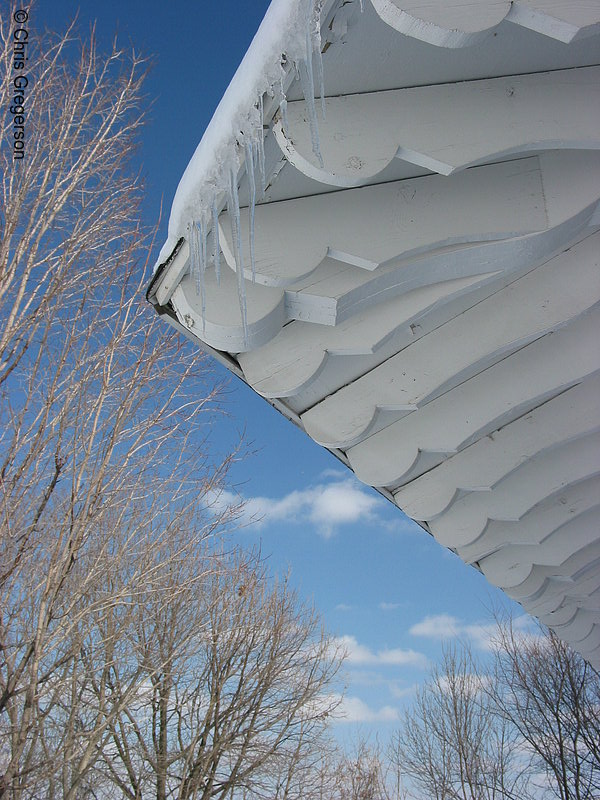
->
[389, 682, 419, 699]
[206, 476, 383, 538]
[334, 694, 400, 724]
[335, 603, 354, 612]
[379, 602, 401, 611]
[349, 670, 418, 700]
[409, 613, 536, 652]
[462, 622, 500, 652]
[202, 486, 245, 516]
[337, 635, 428, 669]
[318, 467, 347, 480]
[409, 614, 461, 640]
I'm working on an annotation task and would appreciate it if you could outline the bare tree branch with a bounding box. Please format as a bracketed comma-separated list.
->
[0, 7, 236, 796]
[390, 644, 530, 800]
[489, 615, 600, 800]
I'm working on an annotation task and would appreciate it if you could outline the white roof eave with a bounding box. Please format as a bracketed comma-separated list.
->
[149, 0, 600, 665]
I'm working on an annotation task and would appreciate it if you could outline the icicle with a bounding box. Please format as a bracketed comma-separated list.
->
[244, 140, 257, 284]
[278, 76, 289, 133]
[315, 51, 326, 120]
[253, 138, 264, 202]
[297, 0, 324, 168]
[227, 164, 248, 345]
[313, 30, 326, 119]
[298, 58, 323, 168]
[198, 215, 207, 332]
[188, 217, 207, 332]
[211, 200, 221, 286]
[188, 220, 199, 286]
[257, 94, 266, 196]
[307, 0, 326, 118]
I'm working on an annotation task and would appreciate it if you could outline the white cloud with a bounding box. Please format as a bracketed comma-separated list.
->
[409, 613, 461, 640]
[318, 467, 347, 480]
[409, 614, 495, 650]
[379, 649, 427, 667]
[335, 603, 353, 612]
[409, 613, 537, 652]
[209, 476, 382, 537]
[202, 486, 244, 516]
[389, 682, 419, 699]
[349, 670, 416, 698]
[462, 622, 499, 652]
[335, 694, 400, 724]
[379, 602, 401, 611]
[308, 480, 381, 536]
[337, 635, 428, 669]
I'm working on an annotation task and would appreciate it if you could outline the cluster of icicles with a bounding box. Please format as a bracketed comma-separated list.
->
[186, 0, 327, 347]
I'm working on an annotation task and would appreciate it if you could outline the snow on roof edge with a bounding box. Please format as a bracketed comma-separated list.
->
[155, 0, 329, 268]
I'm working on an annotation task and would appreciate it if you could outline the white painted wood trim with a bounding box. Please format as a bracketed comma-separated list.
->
[369, 1, 600, 46]
[273, 67, 600, 184]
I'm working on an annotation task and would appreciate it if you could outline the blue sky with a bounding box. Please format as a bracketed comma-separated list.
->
[36, 0, 521, 735]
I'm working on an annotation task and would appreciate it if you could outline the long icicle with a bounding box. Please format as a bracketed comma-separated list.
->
[298, 6, 324, 168]
[313, 6, 326, 119]
[227, 164, 248, 346]
[298, 61, 323, 167]
[198, 214, 207, 332]
[211, 200, 221, 286]
[188, 217, 206, 333]
[257, 94, 266, 198]
[279, 76, 289, 132]
[188, 220, 199, 287]
[245, 139, 257, 284]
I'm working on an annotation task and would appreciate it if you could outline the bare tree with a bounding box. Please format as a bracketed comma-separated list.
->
[490, 618, 600, 800]
[0, 8, 346, 800]
[14, 503, 231, 800]
[1, 9, 145, 390]
[74, 544, 344, 800]
[335, 737, 399, 800]
[267, 737, 340, 800]
[390, 645, 528, 800]
[0, 8, 237, 796]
